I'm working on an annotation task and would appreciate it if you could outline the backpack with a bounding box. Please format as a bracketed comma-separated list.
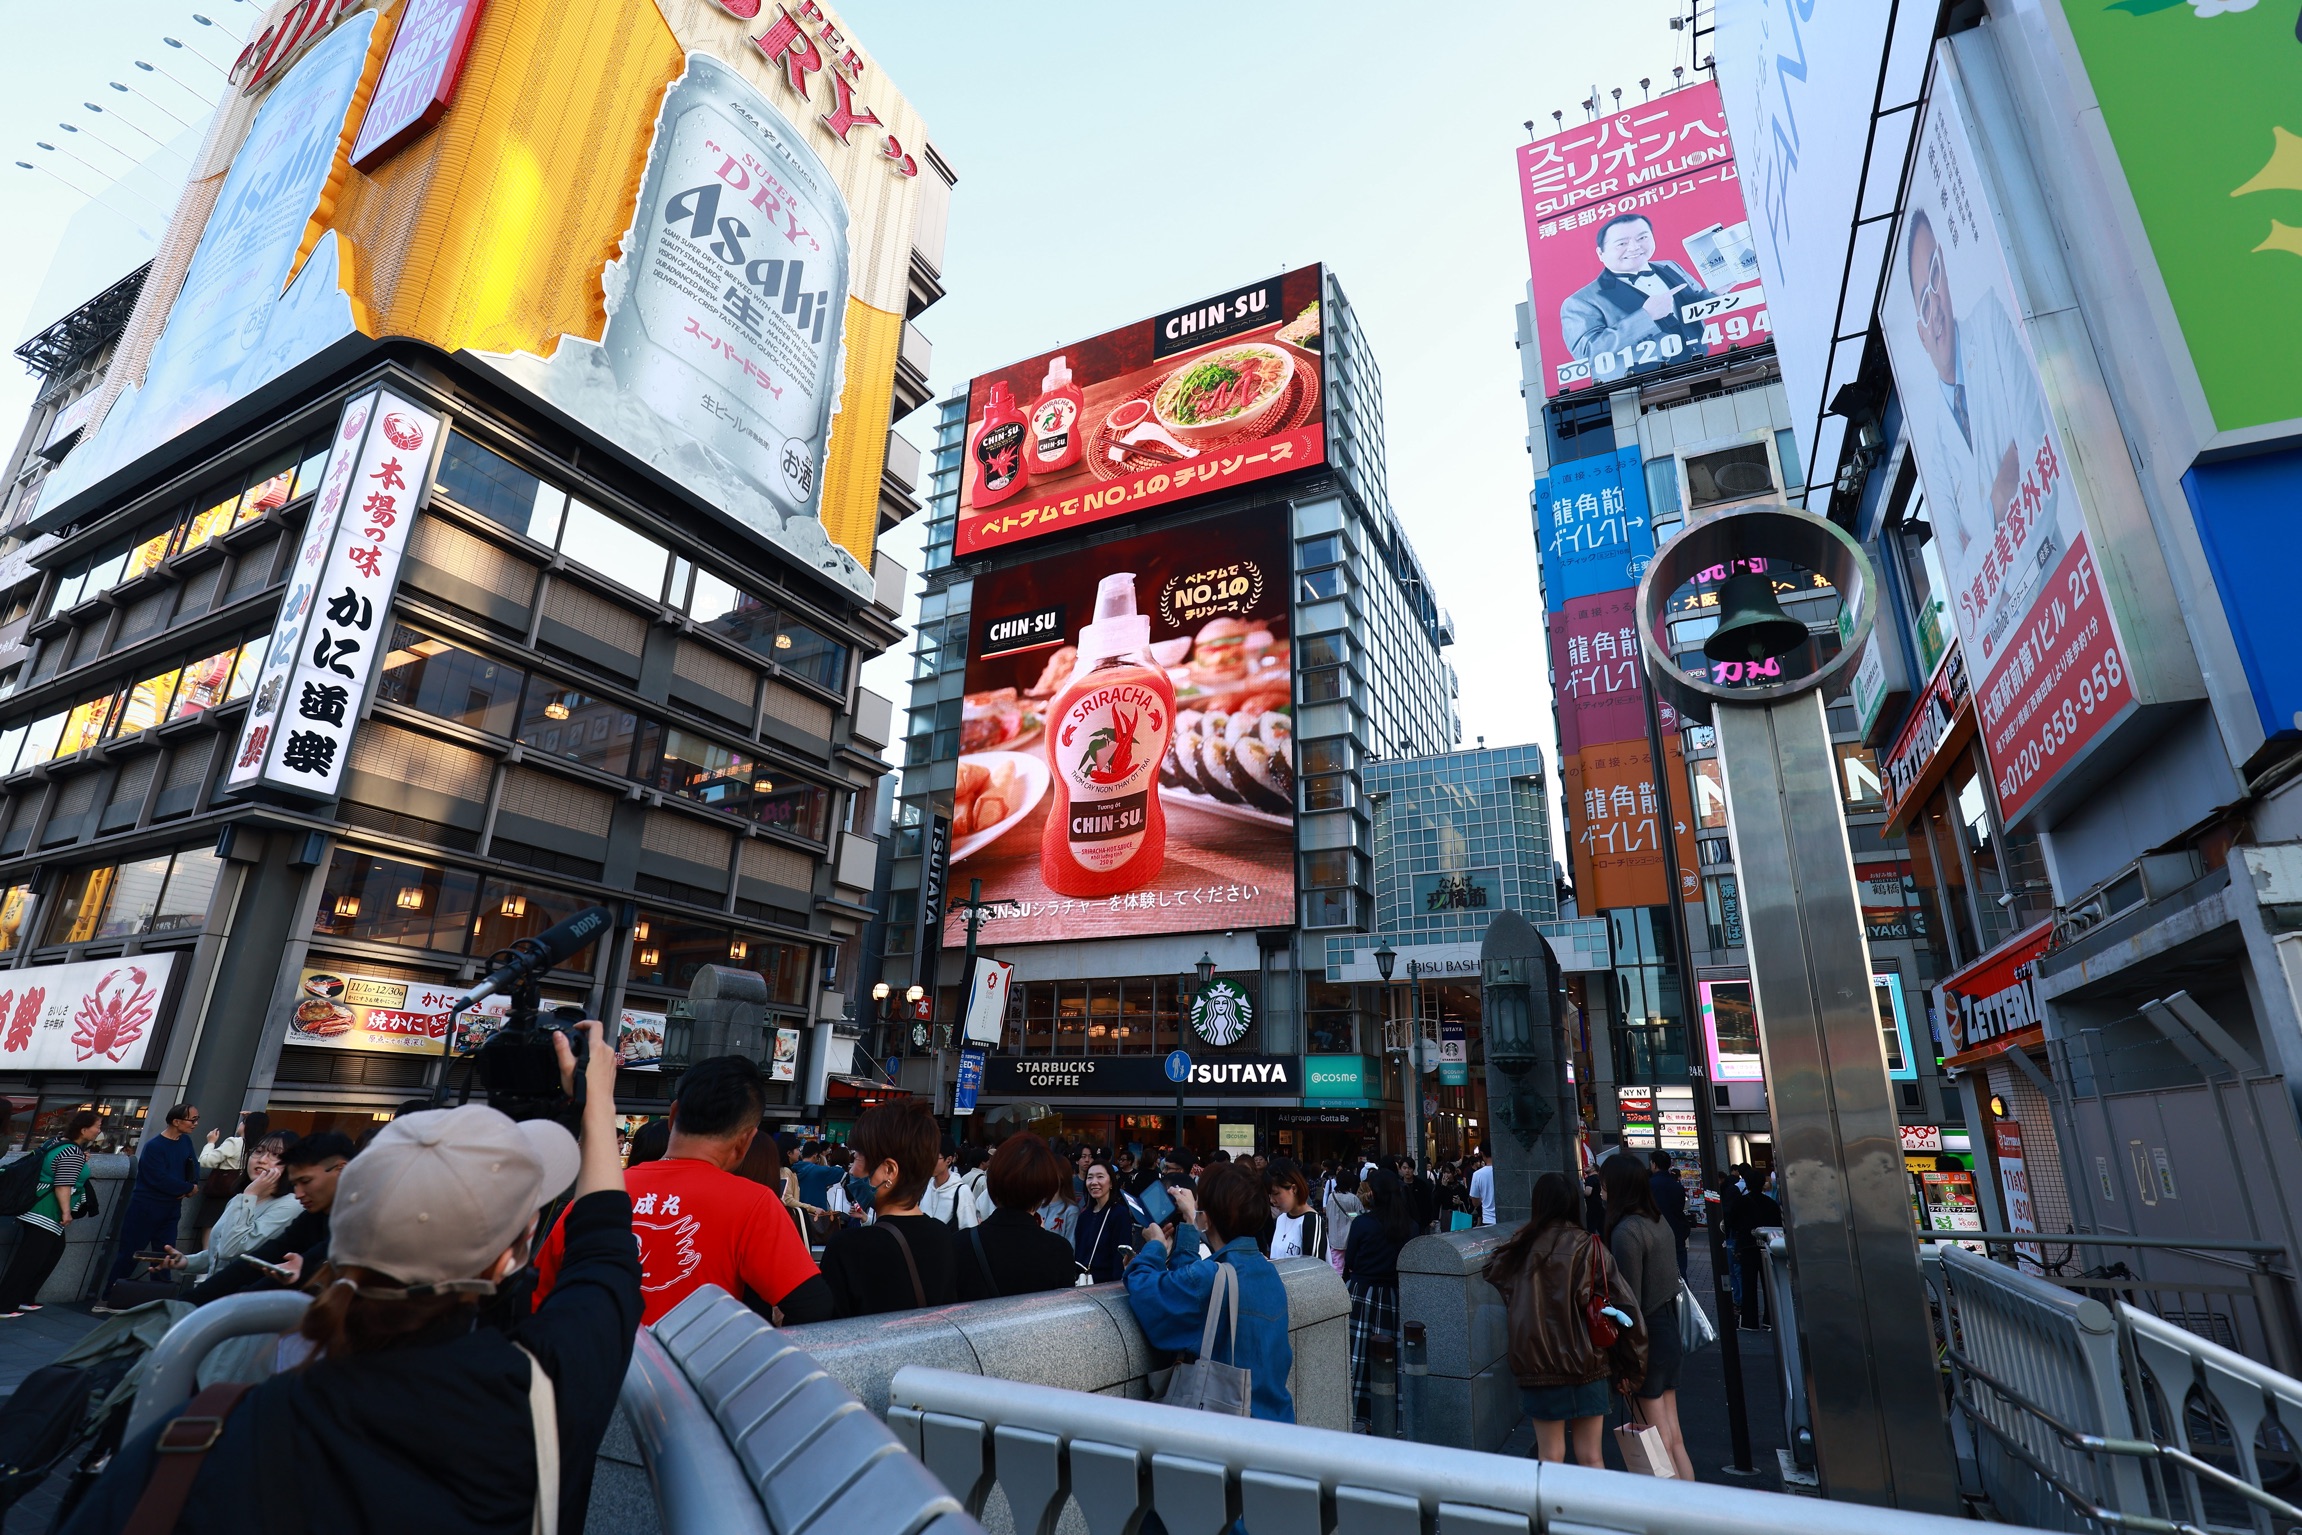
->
[0, 1145, 58, 1218]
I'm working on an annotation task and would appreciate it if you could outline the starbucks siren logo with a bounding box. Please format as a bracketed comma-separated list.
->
[1191, 979, 1252, 1046]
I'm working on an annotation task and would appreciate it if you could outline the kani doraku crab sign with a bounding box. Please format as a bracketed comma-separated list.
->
[0, 955, 178, 1071]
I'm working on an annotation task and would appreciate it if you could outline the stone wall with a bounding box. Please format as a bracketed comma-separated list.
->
[0, 1153, 136, 1304]
[779, 1255, 1352, 1431]
[1399, 1223, 1523, 1451]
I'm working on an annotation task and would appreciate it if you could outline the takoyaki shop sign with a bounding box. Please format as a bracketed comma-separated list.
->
[955, 264, 1329, 556]
[983, 1054, 1298, 1098]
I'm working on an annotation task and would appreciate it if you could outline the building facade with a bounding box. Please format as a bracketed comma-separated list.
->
[0, 0, 950, 1162]
[1712, 0, 2302, 1257]
[877, 268, 1462, 1162]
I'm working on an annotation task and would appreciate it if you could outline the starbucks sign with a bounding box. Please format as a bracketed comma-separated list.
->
[1191, 979, 1253, 1047]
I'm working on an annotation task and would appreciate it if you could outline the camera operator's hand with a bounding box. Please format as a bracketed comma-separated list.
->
[554, 1020, 625, 1199]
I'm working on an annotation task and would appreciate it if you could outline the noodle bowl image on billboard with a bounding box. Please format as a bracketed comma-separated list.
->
[948, 510, 1295, 945]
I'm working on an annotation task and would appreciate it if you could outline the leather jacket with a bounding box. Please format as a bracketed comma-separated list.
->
[1494, 1221, 1649, 1390]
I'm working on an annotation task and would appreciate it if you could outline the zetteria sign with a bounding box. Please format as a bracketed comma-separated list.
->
[1882, 645, 1970, 826]
[228, 389, 442, 799]
[1943, 920, 2053, 1058]
[982, 1055, 1297, 1098]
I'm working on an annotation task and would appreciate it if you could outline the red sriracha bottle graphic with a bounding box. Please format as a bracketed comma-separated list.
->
[970, 380, 1029, 507]
[1043, 572, 1176, 898]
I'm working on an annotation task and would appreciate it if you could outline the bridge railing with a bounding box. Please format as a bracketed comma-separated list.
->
[886, 1361, 2028, 1535]
[1763, 1225, 2302, 1533]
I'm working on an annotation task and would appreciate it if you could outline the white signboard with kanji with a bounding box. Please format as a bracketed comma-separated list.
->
[227, 388, 441, 798]
[0, 954, 179, 1072]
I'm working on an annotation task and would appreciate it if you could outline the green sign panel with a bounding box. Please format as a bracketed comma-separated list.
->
[2062, 2, 2302, 432]
[1303, 1055, 1368, 1100]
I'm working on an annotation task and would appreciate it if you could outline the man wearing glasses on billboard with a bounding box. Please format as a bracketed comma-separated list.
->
[1901, 208, 2054, 573]
[1560, 213, 1717, 376]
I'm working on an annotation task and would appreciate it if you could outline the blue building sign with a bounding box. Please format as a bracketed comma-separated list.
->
[2183, 448, 2302, 743]
[1534, 446, 1653, 611]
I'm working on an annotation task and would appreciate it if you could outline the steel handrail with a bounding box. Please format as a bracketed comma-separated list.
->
[1943, 1339, 2302, 1529]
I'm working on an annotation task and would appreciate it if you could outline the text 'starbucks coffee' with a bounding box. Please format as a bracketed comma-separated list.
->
[1041, 574, 1176, 896]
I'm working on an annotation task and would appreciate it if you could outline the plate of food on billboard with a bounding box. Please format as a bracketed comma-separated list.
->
[949, 510, 1295, 944]
[955, 267, 1327, 558]
[1516, 82, 1769, 399]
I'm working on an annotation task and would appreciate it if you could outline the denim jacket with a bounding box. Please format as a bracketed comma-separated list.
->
[1125, 1229, 1295, 1422]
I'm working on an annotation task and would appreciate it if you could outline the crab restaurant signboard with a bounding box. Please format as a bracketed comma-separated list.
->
[0, 954, 181, 1072]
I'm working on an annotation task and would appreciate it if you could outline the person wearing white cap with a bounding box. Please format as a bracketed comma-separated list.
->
[60, 1023, 639, 1535]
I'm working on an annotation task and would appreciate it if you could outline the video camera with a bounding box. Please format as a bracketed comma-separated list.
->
[443, 904, 617, 1125]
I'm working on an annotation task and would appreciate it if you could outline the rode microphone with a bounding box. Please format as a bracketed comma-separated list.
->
[458, 904, 614, 1008]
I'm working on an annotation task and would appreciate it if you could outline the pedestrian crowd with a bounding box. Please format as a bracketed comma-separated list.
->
[0, 1050, 1787, 1527]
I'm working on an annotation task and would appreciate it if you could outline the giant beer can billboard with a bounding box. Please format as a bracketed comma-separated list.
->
[35, 0, 935, 601]
[571, 53, 851, 540]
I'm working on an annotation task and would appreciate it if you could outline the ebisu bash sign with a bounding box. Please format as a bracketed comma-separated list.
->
[39, 0, 936, 601]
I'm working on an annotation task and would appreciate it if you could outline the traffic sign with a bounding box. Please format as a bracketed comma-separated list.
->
[1164, 1050, 1193, 1084]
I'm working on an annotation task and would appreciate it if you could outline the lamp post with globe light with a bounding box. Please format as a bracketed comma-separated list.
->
[1172, 951, 1216, 1153]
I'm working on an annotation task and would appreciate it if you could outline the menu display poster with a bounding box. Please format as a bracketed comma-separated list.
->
[291, 966, 506, 1056]
[616, 1008, 667, 1072]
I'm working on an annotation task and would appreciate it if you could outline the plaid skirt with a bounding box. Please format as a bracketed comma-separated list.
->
[1348, 1277, 1400, 1427]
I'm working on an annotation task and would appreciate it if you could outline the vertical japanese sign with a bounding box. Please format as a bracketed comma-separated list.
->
[227, 389, 442, 798]
[953, 1046, 986, 1116]
[1517, 83, 1767, 399]
[961, 957, 1013, 1048]
[1537, 446, 1696, 909]
[1992, 1119, 2042, 1274]
[1880, 59, 2132, 825]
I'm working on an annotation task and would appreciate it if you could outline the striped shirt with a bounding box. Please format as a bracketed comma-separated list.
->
[21, 1144, 87, 1235]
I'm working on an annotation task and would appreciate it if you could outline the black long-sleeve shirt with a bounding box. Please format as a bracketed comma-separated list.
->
[65, 1190, 641, 1535]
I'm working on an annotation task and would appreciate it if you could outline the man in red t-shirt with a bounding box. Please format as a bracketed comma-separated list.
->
[536, 1055, 833, 1326]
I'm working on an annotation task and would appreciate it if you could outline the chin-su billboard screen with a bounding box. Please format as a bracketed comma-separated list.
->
[948, 508, 1295, 945]
[1517, 82, 1770, 399]
[955, 267, 1327, 558]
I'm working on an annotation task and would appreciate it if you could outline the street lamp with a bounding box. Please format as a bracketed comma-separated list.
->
[1171, 953, 1215, 1153]
[1372, 940, 1397, 983]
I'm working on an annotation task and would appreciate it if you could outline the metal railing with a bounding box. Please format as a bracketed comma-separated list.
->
[886, 1362, 2035, 1535]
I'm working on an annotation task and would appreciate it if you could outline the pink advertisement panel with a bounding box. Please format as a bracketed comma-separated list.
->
[1517, 82, 1770, 399]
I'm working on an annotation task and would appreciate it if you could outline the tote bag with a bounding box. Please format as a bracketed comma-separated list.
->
[1159, 1260, 1252, 1417]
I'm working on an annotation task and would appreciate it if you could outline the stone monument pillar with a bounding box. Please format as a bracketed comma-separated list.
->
[1478, 910, 1573, 1224]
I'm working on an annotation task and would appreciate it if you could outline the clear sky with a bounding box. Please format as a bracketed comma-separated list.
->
[834, 0, 1705, 818]
[0, 0, 1704, 831]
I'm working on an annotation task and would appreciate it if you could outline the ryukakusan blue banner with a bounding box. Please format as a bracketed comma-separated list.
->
[1533, 446, 1654, 611]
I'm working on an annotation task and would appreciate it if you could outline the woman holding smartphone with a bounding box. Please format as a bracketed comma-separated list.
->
[1072, 1159, 1143, 1284]
[165, 1132, 300, 1282]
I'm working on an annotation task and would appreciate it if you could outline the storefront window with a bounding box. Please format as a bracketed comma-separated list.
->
[38, 847, 222, 945]
[653, 731, 829, 841]
[0, 886, 31, 954]
[171, 647, 245, 721]
[1085, 979, 1122, 1053]
[471, 878, 603, 965]
[1952, 751, 2014, 953]
[560, 500, 671, 601]
[312, 851, 482, 952]
[517, 682, 651, 776]
[1054, 983, 1086, 1053]
[1305, 977, 1357, 1054]
[628, 910, 729, 989]
[774, 615, 848, 694]
[1022, 981, 1054, 1052]
[378, 626, 525, 735]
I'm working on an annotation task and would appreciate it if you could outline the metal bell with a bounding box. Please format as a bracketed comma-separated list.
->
[1703, 571, 1808, 663]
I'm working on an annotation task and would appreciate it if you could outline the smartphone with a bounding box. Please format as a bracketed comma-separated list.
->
[235, 1253, 295, 1280]
[1137, 1178, 1177, 1228]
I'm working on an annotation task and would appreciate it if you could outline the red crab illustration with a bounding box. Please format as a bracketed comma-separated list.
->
[71, 971, 150, 1064]
[5, 989, 41, 1055]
